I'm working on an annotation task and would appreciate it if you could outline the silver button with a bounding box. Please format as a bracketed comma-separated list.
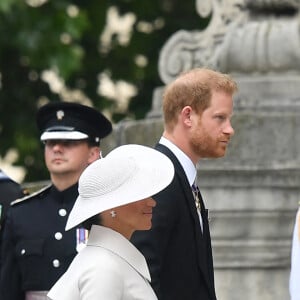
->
[58, 209, 67, 216]
[21, 249, 26, 255]
[55, 232, 63, 240]
[53, 259, 60, 268]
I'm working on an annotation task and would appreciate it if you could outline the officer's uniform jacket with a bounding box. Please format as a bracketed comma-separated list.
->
[0, 170, 26, 227]
[48, 225, 157, 300]
[0, 170, 26, 274]
[0, 183, 84, 300]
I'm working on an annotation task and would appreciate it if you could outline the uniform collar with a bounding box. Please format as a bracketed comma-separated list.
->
[50, 183, 78, 203]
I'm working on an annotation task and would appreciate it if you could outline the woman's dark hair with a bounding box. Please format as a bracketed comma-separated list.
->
[81, 214, 102, 230]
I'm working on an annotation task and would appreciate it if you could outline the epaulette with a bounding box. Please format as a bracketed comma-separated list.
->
[11, 184, 52, 206]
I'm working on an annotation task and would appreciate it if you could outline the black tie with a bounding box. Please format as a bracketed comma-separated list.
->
[192, 183, 201, 210]
[192, 182, 203, 233]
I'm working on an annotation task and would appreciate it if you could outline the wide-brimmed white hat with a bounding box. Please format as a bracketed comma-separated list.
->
[66, 144, 174, 230]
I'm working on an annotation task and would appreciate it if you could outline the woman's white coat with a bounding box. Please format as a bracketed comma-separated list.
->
[48, 225, 157, 300]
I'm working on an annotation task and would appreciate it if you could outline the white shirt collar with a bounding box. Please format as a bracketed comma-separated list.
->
[159, 136, 197, 186]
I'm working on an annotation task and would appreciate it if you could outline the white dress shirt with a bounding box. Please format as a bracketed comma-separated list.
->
[47, 225, 157, 300]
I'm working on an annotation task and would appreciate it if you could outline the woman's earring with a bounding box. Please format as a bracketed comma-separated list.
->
[110, 210, 116, 218]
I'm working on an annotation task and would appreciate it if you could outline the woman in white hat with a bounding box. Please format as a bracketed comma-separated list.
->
[47, 144, 174, 300]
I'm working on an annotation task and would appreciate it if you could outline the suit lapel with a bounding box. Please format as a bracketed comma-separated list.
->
[155, 143, 205, 231]
[155, 143, 213, 291]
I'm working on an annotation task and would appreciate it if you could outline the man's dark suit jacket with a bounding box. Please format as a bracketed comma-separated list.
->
[131, 143, 217, 300]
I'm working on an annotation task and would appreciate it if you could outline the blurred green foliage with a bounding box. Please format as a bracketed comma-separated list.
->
[0, 0, 208, 182]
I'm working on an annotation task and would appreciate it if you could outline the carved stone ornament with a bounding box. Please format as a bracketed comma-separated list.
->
[245, 0, 300, 10]
[158, 0, 300, 83]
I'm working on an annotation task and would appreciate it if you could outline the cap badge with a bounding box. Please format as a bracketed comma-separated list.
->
[56, 110, 64, 120]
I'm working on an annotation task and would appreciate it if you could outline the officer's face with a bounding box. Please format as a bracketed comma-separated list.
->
[44, 139, 100, 178]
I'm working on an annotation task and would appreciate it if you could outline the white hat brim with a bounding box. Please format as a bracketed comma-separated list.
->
[65, 144, 174, 230]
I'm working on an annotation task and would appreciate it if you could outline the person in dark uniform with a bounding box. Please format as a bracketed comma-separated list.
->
[0, 101, 112, 300]
[0, 170, 27, 271]
[0, 169, 27, 231]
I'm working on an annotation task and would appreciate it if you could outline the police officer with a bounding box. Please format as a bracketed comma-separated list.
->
[0, 102, 112, 300]
[0, 170, 27, 271]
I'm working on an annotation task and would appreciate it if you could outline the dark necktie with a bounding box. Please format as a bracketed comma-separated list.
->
[192, 182, 203, 232]
[192, 183, 201, 210]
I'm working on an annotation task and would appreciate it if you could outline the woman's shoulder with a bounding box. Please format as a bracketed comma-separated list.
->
[79, 245, 123, 270]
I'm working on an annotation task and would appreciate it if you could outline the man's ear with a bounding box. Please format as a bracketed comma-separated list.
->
[181, 106, 193, 127]
[89, 146, 101, 163]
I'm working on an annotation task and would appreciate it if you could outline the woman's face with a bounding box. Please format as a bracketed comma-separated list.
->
[108, 197, 156, 239]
